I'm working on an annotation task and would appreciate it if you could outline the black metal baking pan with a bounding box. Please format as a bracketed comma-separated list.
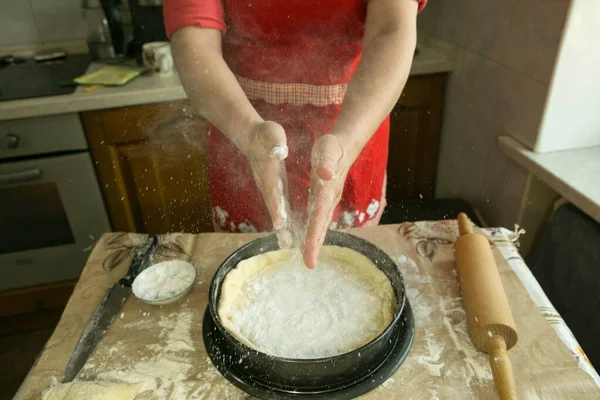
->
[203, 231, 414, 399]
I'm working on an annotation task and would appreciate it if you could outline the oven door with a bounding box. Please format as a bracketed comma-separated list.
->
[0, 152, 111, 290]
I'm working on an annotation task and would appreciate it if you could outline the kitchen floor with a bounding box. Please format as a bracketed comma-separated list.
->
[0, 327, 55, 400]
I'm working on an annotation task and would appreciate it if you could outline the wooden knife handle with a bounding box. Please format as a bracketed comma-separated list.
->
[488, 335, 518, 400]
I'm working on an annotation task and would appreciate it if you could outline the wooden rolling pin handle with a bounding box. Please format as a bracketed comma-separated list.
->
[457, 212, 473, 236]
[488, 335, 518, 400]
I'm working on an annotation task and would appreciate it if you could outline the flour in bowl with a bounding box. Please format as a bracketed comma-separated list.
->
[218, 246, 396, 359]
[133, 260, 196, 302]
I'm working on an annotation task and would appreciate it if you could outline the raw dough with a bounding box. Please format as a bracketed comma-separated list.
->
[39, 381, 143, 400]
[218, 246, 396, 359]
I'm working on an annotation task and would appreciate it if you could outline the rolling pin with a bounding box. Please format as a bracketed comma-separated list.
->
[454, 213, 519, 400]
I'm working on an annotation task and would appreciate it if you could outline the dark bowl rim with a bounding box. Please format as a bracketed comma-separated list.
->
[207, 231, 407, 363]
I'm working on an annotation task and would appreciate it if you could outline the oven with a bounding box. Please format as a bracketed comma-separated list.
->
[0, 113, 111, 291]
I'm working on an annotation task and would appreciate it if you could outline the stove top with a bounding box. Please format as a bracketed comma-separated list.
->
[0, 53, 91, 102]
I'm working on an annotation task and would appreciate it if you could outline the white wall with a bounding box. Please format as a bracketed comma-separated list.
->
[536, 0, 600, 153]
[419, 0, 570, 227]
[0, 0, 87, 47]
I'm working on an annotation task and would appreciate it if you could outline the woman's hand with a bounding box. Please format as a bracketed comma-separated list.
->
[300, 0, 418, 269]
[241, 121, 294, 249]
[301, 134, 356, 269]
[171, 29, 293, 247]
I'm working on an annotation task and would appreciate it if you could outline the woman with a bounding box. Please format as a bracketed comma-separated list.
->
[164, 0, 426, 269]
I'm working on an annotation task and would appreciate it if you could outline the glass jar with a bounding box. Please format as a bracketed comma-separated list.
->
[82, 0, 115, 60]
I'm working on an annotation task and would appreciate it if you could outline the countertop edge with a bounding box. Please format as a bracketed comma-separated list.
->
[0, 87, 189, 121]
[498, 135, 600, 224]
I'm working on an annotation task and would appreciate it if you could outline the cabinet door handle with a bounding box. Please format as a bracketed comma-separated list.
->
[5, 133, 20, 149]
[0, 168, 42, 185]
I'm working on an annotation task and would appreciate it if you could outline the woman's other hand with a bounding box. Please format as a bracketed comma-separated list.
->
[300, 0, 418, 269]
[301, 134, 355, 269]
[241, 121, 293, 249]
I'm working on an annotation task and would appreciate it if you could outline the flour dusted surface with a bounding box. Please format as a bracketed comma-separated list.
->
[218, 246, 395, 359]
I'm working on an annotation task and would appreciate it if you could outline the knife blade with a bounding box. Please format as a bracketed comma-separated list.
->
[62, 234, 159, 383]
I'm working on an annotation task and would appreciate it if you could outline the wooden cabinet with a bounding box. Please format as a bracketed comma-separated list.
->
[84, 74, 446, 234]
[387, 73, 447, 203]
[0, 281, 76, 333]
[82, 102, 214, 234]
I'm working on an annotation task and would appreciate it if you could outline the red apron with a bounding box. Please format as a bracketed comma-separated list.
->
[163, 0, 426, 233]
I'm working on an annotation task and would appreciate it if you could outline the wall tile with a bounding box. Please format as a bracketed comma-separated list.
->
[479, 148, 529, 227]
[30, 0, 87, 44]
[433, 0, 568, 227]
[485, 148, 529, 197]
[467, 0, 568, 84]
[493, 63, 548, 149]
[461, 51, 548, 150]
[417, 0, 441, 36]
[440, 50, 499, 162]
[502, 0, 569, 84]
[466, 0, 513, 65]
[0, 0, 41, 46]
[478, 186, 524, 228]
[436, 50, 545, 224]
[436, 138, 487, 203]
[436, 0, 471, 47]
[418, 0, 472, 47]
[440, 50, 547, 161]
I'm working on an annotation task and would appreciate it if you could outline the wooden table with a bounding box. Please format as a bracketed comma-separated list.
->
[15, 223, 600, 399]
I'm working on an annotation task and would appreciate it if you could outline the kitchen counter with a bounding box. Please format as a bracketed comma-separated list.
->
[14, 223, 600, 400]
[0, 45, 454, 121]
[499, 135, 600, 224]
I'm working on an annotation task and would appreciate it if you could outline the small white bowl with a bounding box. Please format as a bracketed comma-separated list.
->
[132, 260, 197, 305]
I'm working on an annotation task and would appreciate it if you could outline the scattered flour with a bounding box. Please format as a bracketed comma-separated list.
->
[439, 297, 493, 386]
[148, 311, 194, 353]
[274, 178, 294, 249]
[378, 377, 395, 389]
[402, 253, 492, 392]
[79, 307, 197, 398]
[406, 287, 432, 319]
[107, 341, 125, 356]
[366, 199, 380, 218]
[214, 206, 228, 227]
[427, 388, 441, 400]
[190, 368, 243, 398]
[398, 255, 427, 284]
[398, 255, 418, 272]
[123, 318, 154, 329]
[413, 332, 445, 377]
[132, 261, 196, 302]
[341, 210, 359, 227]
[269, 144, 288, 161]
[237, 220, 256, 233]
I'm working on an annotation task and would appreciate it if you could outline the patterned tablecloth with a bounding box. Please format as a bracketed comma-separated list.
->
[15, 222, 600, 399]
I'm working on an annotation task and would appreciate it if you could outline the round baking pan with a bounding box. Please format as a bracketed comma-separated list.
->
[203, 299, 414, 399]
[203, 231, 414, 398]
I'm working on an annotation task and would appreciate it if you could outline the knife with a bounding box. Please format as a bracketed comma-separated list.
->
[62, 234, 159, 383]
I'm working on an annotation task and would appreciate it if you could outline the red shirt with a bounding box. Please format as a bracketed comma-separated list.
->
[165, 0, 426, 85]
